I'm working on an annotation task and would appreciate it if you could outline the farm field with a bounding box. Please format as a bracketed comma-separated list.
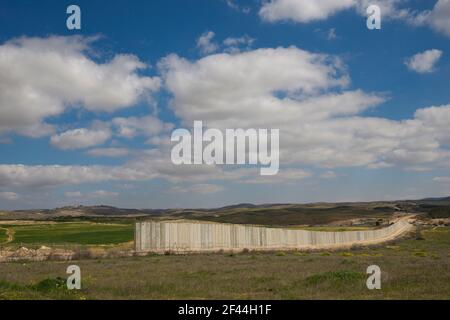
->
[0, 226, 449, 300]
[0, 228, 8, 244]
[0, 222, 134, 247]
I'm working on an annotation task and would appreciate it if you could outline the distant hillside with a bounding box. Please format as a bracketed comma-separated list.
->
[419, 196, 450, 205]
[218, 203, 258, 210]
[1, 197, 449, 226]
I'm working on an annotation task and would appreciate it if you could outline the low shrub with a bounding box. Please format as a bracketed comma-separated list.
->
[33, 277, 67, 292]
[304, 270, 365, 286]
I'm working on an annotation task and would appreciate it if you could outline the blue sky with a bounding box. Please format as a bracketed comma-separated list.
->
[0, 0, 449, 209]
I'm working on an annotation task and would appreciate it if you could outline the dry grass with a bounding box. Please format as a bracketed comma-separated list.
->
[0, 227, 449, 300]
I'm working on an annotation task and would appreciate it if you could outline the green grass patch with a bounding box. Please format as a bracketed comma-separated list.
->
[304, 270, 365, 286]
[297, 226, 371, 232]
[340, 252, 354, 257]
[413, 251, 428, 257]
[0, 226, 448, 300]
[0, 277, 80, 300]
[11, 222, 134, 246]
[32, 277, 67, 292]
[0, 228, 8, 243]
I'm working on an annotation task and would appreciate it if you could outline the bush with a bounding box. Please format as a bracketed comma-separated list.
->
[33, 277, 67, 292]
[304, 270, 364, 286]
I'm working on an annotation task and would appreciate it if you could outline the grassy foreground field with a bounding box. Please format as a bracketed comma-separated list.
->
[0, 227, 449, 300]
[1, 222, 134, 247]
[0, 228, 8, 244]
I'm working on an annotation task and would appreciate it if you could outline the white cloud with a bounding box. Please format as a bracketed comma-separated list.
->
[160, 47, 353, 128]
[0, 165, 110, 188]
[2, 45, 450, 192]
[0, 192, 19, 201]
[320, 171, 338, 179]
[0, 36, 160, 137]
[197, 31, 256, 55]
[259, 0, 422, 25]
[405, 49, 443, 73]
[160, 47, 450, 171]
[51, 127, 111, 150]
[260, 0, 355, 23]
[87, 148, 131, 158]
[112, 115, 173, 139]
[0, 137, 12, 144]
[170, 184, 224, 194]
[241, 168, 312, 184]
[433, 176, 450, 183]
[65, 190, 118, 198]
[258, 0, 450, 38]
[422, 0, 450, 37]
[196, 31, 219, 54]
[225, 0, 251, 13]
[354, 0, 416, 21]
[90, 190, 119, 198]
[65, 191, 83, 198]
[223, 35, 255, 53]
[0, 150, 229, 188]
[327, 28, 338, 40]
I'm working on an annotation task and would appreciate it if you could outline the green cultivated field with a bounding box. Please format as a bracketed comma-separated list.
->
[0, 228, 7, 243]
[6, 222, 134, 246]
[0, 227, 449, 300]
[193, 206, 393, 226]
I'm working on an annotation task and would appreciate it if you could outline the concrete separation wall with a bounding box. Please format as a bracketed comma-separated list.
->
[135, 218, 414, 253]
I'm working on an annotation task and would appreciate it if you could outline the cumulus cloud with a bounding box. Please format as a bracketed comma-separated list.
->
[160, 47, 353, 127]
[420, 0, 450, 37]
[86, 148, 131, 158]
[160, 47, 450, 171]
[51, 115, 173, 151]
[65, 191, 83, 198]
[196, 31, 219, 54]
[0, 150, 232, 189]
[433, 176, 450, 183]
[405, 49, 443, 73]
[259, 0, 424, 25]
[2, 43, 450, 193]
[327, 28, 338, 40]
[354, 0, 416, 21]
[260, 0, 355, 23]
[259, 0, 450, 38]
[112, 115, 173, 139]
[225, 0, 251, 13]
[197, 31, 255, 55]
[0, 36, 161, 137]
[65, 190, 118, 198]
[90, 190, 119, 198]
[241, 168, 312, 184]
[51, 126, 111, 150]
[0, 192, 19, 201]
[320, 171, 338, 179]
[169, 183, 224, 194]
[0, 165, 112, 188]
[223, 35, 255, 53]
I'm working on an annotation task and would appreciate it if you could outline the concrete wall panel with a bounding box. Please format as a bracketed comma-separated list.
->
[135, 219, 412, 253]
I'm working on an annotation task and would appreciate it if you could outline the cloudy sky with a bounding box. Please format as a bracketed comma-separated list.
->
[0, 0, 449, 209]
